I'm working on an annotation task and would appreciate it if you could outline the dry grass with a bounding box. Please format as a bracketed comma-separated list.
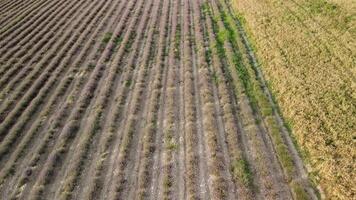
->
[230, 0, 355, 198]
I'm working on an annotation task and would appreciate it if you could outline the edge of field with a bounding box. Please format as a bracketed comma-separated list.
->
[229, 0, 355, 199]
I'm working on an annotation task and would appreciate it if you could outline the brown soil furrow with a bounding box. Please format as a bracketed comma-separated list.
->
[0, 0, 40, 25]
[0, 0, 125, 176]
[22, 0, 142, 196]
[95, 3, 151, 199]
[0, 0, 58, 40]
[177, 0, 187, 199]
[0, 0, 18, 11]
[0, 0, 103, 165]
[0, 0, 11, 6]
[0, 0, 80, 68]
[76, 2, 159, 199]
[208, 63, 238, 199]
[238, 93, 291, 199]
[208, 1, 280, 198]
[188, 0, 213, 199]
[0, 0, 110, 128]
[218, 0, 292, 189]
[72, 0, 151, 197]
[150, 1, 175, 199]
[147, 1, 172, 199]
[0, 0, 49, 36]
[198, 1, 239, 199]
[132, 0, 171, 198]
[209, 0, 294, 198]
[0, 0, 29, 13]
[79, 0, 153, 198]
[2, 0, 119, 198]
[156, 0, 180, 198]
[0, 0, 109, 164]
[0, 0, 320, 199]
[45, 0, 144, 198]
[0, 0, 43, 25]
[0, 0, 88, 99]
[26, 64, 106, 199]
[0, 0, 16, 9]
[201, 2, 253, 199]
[45, 1, 132, 199]
[178, 0, 202, 199]
[191, 0, 231, 199]
[23, 1, 130, 197]
[0, 0, 97, 109]
[124, 1, 165, 198]
[124, 1, 166, 199]
[102, 1, 165, 199]
[203, 2, 266, 199]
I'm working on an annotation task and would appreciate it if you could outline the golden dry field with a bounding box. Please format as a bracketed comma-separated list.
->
[231, 0, 355, 199]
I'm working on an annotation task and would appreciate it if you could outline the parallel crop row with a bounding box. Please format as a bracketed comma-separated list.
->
[201, 1, 253, 198]
[0, 0, 109, 130]
[0, 0, 40, 25]
[181, 0, 200, 198]
[54, 0, 147, 198]
[0, 0, 59, 39]
[106, 1, 162, 198]
[161, 0, 179, 198]
[135, 0, 169, 198]
[0, 0, 318, 199]
[0, 0, 88, 95]
[3, 0, 121, 198]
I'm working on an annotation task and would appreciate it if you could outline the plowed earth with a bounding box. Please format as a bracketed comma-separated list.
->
[0, 0, 317, 199]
